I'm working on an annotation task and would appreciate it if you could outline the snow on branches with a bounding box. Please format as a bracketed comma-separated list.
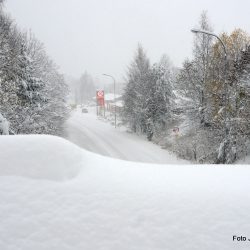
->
[0, 7, 68, 135]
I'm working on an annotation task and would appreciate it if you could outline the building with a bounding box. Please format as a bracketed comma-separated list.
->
[105, 93, 123, 113]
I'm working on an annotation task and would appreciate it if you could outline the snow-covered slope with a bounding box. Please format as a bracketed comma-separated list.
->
[0, 135, 250, 250]
[0, 135, 83, 180]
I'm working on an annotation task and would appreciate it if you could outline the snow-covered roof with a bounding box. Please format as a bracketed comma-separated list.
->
[0, 135, 249, 250]
[108, 100, 124, 107]
[115, 100, 123, 107]
[105, 93, 122, 101]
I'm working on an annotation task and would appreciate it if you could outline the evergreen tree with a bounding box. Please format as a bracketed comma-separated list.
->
[145, 56, 173, 140]
[0, 5, 68, 135]
[123, 44, 151, 133]
[123, 46, 174, 141]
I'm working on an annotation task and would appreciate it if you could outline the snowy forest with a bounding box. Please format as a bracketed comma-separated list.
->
[122, 11, 250, 164]
[0, 0, 68, 136]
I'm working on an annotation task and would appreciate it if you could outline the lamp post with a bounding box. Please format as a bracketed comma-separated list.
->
[191, 29, 229, 163]
[103, 74, 117, 128]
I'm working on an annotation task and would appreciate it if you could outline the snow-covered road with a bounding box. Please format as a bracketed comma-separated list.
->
[63, 108, 188, 164]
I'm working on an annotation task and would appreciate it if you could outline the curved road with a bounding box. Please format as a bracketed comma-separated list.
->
[63, 108, 188, 164]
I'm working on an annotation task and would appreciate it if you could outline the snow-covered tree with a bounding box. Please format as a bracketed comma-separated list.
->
[224, 45, 250, 161]
[192, 11, 214, 125]
[0, 6, 68, 136]
[123, 46, 174, 140]
[145, 55, 174, 140]
[123, 44, 151, 133]
[176, 11, 215, 129]
[22, 33, 69, 135]
[208, 29, 250, 163]
[175, 12, 250, 163]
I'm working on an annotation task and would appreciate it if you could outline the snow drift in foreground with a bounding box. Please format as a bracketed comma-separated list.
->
[0, 135, 83, 180]
[0, 135, 250, 250]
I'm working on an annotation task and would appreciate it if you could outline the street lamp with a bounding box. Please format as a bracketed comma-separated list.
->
[191, 28, 229, 163]
[103, 74, 117, 128]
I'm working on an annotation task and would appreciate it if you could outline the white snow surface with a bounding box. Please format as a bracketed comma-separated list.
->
[0, 135, 83, 180]
[104, 93, 122, 101]
[64, 108, 188, 164]
[0, 135, 250, 250]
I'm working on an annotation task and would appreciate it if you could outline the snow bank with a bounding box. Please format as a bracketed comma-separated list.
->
[0, 135, 250, 250]
[0, 135, 84, 180]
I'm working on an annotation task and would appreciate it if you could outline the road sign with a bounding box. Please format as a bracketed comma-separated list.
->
[96, 90, 105, 107]
[97, 90, 104, 99]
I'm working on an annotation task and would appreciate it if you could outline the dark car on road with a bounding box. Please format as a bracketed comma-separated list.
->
[82, 108, 88, 113]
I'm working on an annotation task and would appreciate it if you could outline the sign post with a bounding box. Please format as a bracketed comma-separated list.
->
[96, 90, 105, 116]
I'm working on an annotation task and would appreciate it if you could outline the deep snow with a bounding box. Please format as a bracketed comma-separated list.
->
[0, 135, 250, 250]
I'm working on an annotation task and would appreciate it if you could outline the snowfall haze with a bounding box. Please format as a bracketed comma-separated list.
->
[1, 1, 250, 249]
[5, 0, 250, 81]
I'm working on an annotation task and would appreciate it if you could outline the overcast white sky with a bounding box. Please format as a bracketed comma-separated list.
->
[5, 0, 250, 82]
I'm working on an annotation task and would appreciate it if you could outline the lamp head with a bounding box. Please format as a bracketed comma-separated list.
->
[191, 28, 199, 34]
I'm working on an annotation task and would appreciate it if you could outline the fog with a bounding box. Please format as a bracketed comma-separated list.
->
[6, 0, 250, 82]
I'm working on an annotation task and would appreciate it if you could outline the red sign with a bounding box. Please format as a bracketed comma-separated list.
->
[96, 90, 105, 106]
[97, 90, 104, 98]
